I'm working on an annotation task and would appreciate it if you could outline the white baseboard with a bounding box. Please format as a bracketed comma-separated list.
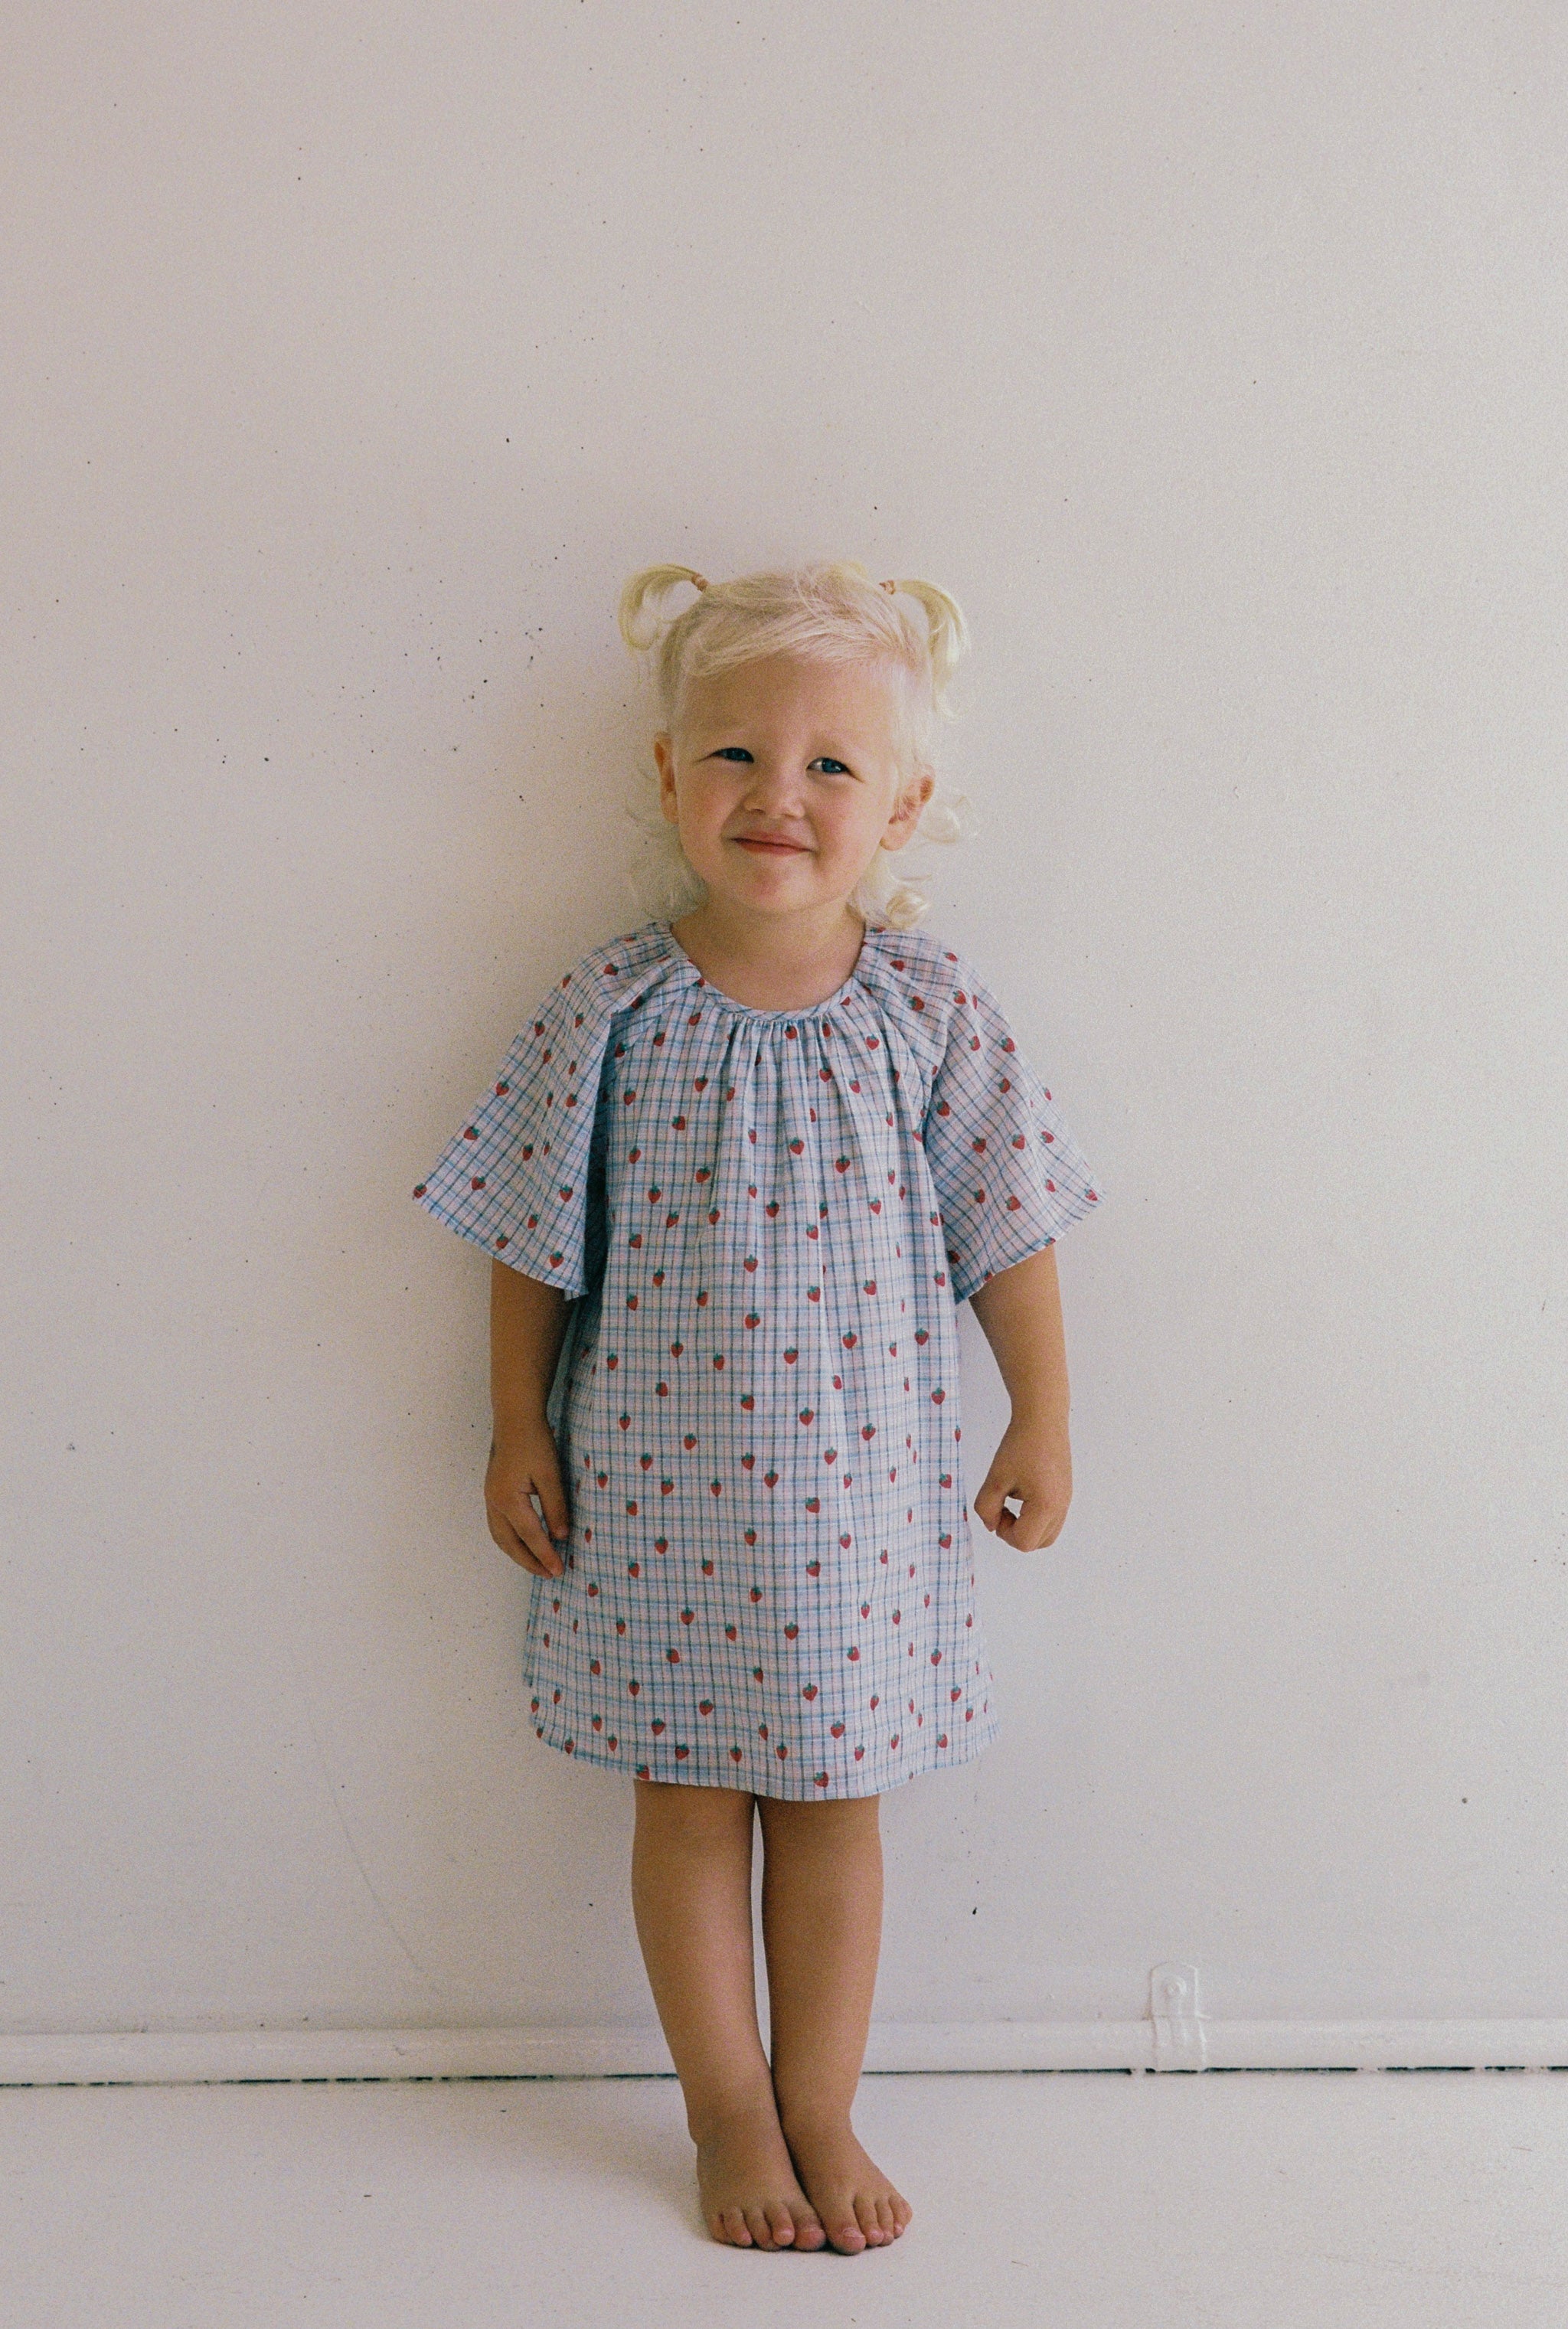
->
[3, 2018, 1567, 2086]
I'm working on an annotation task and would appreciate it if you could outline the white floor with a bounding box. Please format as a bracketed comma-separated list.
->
[3, 2069, 1565, 2329]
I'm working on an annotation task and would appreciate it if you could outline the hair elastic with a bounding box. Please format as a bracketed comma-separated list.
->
[690, 573, 708, 591]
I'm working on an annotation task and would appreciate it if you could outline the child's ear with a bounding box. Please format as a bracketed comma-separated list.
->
[653, 733, 676, 808]
[884, 769, 934, 847]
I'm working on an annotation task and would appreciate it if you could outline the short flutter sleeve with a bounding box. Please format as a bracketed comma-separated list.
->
[412, 972, 606, 1298]
[922, 959, 1102, 1305]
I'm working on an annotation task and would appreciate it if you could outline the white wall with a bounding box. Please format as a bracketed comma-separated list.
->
[4, 0, 1565, 2056]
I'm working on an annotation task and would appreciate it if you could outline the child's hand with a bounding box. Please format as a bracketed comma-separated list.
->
[485, 1419, 570, 1578]
[971, 1413, 1073, 1551]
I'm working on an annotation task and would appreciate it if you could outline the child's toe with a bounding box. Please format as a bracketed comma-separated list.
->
[763, 2200, 796, 2245]
[855, 2193, 887, 2244]
[743, 2203, 777, 2248]
[717, 2206, 753, 2246]
[792, 2208, 828, 2252]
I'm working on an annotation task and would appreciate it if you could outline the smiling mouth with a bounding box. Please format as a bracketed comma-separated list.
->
[733, 837, 808, 853]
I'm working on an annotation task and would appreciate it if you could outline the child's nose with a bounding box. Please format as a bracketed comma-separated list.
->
[744, 760, 808, 806]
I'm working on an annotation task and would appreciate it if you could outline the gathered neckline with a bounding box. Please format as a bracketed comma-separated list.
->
[652, 918, 879, 1019]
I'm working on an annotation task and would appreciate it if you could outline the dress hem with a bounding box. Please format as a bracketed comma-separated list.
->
[522, 1710, 1003, 1801]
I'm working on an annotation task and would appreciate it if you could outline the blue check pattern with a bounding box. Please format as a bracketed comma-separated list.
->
[414, 918, 1100, 1798]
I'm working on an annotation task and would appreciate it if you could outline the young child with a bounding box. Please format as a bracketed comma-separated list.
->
[413, 560, 1101, 2255]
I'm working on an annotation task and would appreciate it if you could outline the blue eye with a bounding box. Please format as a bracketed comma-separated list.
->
[707, 747, 852, 774]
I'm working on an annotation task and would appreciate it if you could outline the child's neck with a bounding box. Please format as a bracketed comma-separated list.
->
[670, 901, 868, 1014]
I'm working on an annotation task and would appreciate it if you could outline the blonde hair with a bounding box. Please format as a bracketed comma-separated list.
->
[616, 558, 972, 933]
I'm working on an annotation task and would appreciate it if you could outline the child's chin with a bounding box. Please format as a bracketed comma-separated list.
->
[716, 856, 818, 895]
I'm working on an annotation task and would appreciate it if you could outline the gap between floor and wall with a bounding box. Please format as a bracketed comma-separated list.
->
[6, 2016, 1568, 2088]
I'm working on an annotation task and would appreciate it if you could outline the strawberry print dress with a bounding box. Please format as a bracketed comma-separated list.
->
[413, 917, 1101, 1799]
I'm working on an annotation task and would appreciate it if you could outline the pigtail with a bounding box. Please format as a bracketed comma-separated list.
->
[617, 565, 709, 655]
[881, 577, 972, 719]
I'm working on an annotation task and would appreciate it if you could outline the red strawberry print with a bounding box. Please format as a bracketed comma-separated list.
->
[416, 919, 1096, 1793]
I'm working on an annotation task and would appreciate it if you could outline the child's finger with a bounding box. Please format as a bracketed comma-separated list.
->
[489, 1513, 550, 1576]
[974, 1476, 1023, 1535]
[523, 1436, 570, 1543]
[519, 1494, 567, 1573]
[1009, 1491, 1064, 1551]
[972, 1476, 1004, 1531]
[499, 1494, 564, 1577]
[983, 1486, 1041, 1545]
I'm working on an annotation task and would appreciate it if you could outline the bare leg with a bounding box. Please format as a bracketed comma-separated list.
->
[630, 1778, 826, 2251]
[757, 1794, 913, 2254]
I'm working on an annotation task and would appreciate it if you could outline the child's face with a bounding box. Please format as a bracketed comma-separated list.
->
[654, 654, 934, 923]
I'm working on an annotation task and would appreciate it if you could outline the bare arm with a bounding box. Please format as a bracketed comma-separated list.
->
[485, 1259, 572, 1578]
[966, 1243, 1073, 1551]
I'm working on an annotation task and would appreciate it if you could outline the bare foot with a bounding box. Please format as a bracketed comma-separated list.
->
[694, 2098, 829, 2250]
[780, 2115, 913, 2254]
